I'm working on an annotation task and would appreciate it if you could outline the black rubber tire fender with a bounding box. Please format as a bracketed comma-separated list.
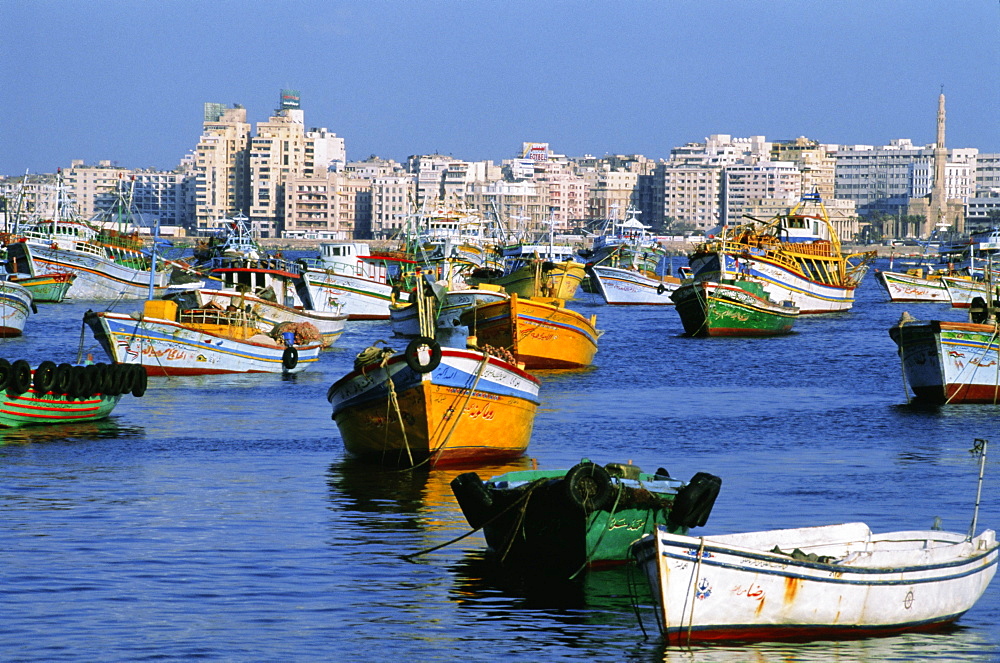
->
[71, 365, 91, 399]
[9, 359, 32, 394]
[404, 336, 442, 374]
[0, 358, 10, 392]
[32, 360, 57, 394]
[130, 364, 148, 397]
[53, 363, 74, 395]
[668, 472, 723, 529]
[970, 297, 989, 324]
[87, 363, 109, 395]
[117, 363, 135, 396]
[564, 462, 613, 513]
[657, 283, 666, 295]
[282, 345, 299, 370]
[450, 472, 492, 530]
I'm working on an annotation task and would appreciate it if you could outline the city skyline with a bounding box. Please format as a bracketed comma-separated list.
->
[4, 1, 999, 176]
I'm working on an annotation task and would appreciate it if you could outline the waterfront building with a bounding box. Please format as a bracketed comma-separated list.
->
[466, 179, 544, 239]
[192, 104, 251, 232]
[721, 161, 801, 226]
[370, 174, 416, 239]
[283, 172, 368, 240]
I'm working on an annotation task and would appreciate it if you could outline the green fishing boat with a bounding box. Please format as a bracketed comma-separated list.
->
[8, 272, 76, 303]
[671, 278, 799, 337]
[450, 459, 721, 578]
[0, 359, 146, 428]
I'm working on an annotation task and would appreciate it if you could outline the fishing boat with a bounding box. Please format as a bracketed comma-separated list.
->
[460, 293, 601, 369]
[389, 268, 508, 341]
[450, 460, 722, 577]
[687, 193, 876, 313]
[4, 174, 169, 299]
[0, 279, 34, 337]
[583, 206, 682, 305]
[671, 278, 799, 337]
[298, 242, 415, 320]
[888, 305, 1000, 404]
[468, 245, 586, 300]
[192, 288, 345, 348]
[0, 358, 146, 428]
[875, 268, 952, 303]
[942, 274, 991, 309]
[6, 272, 76, 303]
[631, 522, 997, 644]
[83, 294, 321, 376]
[327, 337, 541, 468]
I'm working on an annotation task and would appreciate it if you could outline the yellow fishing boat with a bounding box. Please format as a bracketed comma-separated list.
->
[328, 339, 541, 468]
[461, 293, 601, 369]
[468, 242, 587, 300]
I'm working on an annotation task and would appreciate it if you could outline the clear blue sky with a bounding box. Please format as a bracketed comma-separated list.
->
[3, 0, 998, 176]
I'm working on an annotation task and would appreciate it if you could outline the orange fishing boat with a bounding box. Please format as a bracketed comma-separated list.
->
[461, 293, 601, 369]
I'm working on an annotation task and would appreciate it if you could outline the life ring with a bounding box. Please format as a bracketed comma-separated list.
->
[130, 365, 148, 397]
[657, 283, 666, 295]
[667, 472, 723, 529]
[0, 358, 11, 392]
[404, 336, 442, 373]
[9, 359, 32, 394]
[564, 462, 613, 513]
[282, 345, 299, 370]
[32, 360, 57, 394]
[53, 363, 75, 395]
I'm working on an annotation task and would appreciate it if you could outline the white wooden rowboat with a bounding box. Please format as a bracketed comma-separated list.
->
[631, 522, 998, 644]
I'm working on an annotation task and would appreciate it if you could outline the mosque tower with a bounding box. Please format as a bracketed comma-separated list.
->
[928, 91, 956, 235]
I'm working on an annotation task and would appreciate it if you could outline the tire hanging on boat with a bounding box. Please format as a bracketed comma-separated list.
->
[87, 363, 109, 395]
[970, 297, 990, 324]
[282, 346, 299, 370]
[657, 283, 666, 295]
[9, 359, 32, 394]
[0, 358, 11, 392]
[667, 472, 723, 529]
[53, 363, 75, 395]
[404, 336, 442, 374]
[450, 472, 492, 530]
[117, 364, 135, 396]
[130, 365, 147, 398]
[70, 365, 91, 399]
[32, 360, 57, 394]
[564, 462, 613, 513]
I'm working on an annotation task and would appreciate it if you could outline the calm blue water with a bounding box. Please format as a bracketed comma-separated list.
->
[1, 258, 998, 662]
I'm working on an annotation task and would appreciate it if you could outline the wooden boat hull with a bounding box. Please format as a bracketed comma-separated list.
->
[0, 281, 32, 337]
[389, 289, 507, 337]
[474, 260, 586, 300]
[689, 250, 868, 314]
[84, 311, 320, 376]
[889, 319, 1000, 403]
[9, 273, 76, 303]
[194, 288, 346, 347]
[461, 294, 600, 369]
[672, 280, 798, 337]
[451, 463, 721, 577]
[301, 269, 394, 320]
[632, 523, 998, 644]
[20, 241, 168, 299]
[328, 347, 540, 467]
[0, 390, 121, 427]
[942, 275, 985, 308]
[588, 265, 679, 305]
[876, 270, 950, 303]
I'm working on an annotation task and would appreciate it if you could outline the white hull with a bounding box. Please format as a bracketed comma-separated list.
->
[0, 281, 33, 336]
[942, 276, 986, 308]
[302, 269, 394, 320]
[876, 270, 950, 303]
[633, 523, 998, 644]
[589, 265, 678, 305]
[85, 311, 320, 375]
[691, 253, 858, 314]
[28, 243, 167, 299]
[194, 289, 346, 347]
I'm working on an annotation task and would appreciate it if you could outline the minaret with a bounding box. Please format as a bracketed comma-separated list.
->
[929, 91, 952, 235]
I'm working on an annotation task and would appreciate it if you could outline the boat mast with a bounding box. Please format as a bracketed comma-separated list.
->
[968, 438, 988, 540]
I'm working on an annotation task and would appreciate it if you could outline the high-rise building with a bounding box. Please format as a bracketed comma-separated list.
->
[192, 104, 251, 231]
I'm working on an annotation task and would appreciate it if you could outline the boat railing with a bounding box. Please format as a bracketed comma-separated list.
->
[210, 255, 303, 276]
[178, 307, 258, 329]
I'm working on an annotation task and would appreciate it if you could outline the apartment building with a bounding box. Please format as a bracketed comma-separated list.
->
[192, 104, 251, 231]
[534, 162, 588, 232]
[283, 172, 370, 240]
[721, 161, 801, 226]
[466, 179, 544, 238]
[583, 169, 639, 221]
[371, 174, 416, 239]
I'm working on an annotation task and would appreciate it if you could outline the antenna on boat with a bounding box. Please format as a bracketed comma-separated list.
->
[968, 438, 988, 540]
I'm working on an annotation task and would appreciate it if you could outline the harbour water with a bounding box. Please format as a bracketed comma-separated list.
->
[1, 258, 998, 662]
